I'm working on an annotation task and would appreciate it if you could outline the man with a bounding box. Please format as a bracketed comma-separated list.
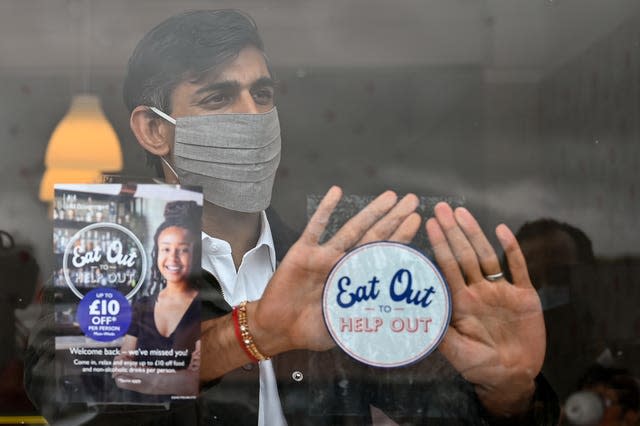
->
[27, 9, 557, 425]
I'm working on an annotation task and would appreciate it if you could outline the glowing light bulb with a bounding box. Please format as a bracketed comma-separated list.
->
[39, 94, 122, 202]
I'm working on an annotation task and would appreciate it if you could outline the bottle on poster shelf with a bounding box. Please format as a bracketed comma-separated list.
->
[117, 202, 124, 225]
[127, 267, 137, 289]
[75, 198, 84, 222]
[59, 230, 70, 253]
[85, 197, 94, 223]
[85, 231, 94, 252]
[55, 231, 61, 253]
[108, 201, 117, 223]
[53, 229, 61, 253]
[78, 235, 86, 255]
[54, 269, 64, 287]
[65, 201, 75, 221]
[57, 197, 65, 223]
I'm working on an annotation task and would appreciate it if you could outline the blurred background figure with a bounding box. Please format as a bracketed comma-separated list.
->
[511, 218, 640, 422]
[510, 218, 596, 400]
[516, 218, 595, 309]
[0, 230, 40, 413]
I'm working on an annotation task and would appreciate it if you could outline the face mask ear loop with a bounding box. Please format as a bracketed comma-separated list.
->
[159, 156, 181, 185]
[148, 106, 176, 125]
[147, 107, 180, 184]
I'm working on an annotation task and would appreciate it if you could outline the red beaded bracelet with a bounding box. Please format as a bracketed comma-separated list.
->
[232, 302, 269, 363]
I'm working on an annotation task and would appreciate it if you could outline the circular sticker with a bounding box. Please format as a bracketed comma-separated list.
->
[62, 222, 147, 300]
[76, 288, 132, 342]
[323, 241, 451, 368]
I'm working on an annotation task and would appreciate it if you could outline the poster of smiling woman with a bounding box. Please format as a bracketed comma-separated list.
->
[52, 183, 202, 405]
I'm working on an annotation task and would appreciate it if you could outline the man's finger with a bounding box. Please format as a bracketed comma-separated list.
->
[357, 193, 419, 245]
[388, 213, 422, 244]
[434, 202, 484, 283]
[300, 186, 343, 245]
[426, 217, 466, 294]
[454, 207, 502, 278]
[328, 191, 398, 252]
[496, 224, 532, 289]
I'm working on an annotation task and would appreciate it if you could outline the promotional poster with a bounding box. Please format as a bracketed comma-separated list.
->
[52, 184, 202, 405]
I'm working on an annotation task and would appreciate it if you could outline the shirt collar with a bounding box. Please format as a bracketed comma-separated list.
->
[201, 211, 276, 270]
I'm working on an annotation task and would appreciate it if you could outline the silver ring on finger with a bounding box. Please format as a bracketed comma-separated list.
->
[484, 272, 504, 282]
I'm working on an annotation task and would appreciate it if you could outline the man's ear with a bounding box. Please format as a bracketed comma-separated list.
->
[130, 105, 173, 156]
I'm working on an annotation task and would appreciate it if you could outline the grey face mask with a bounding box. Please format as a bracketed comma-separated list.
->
[150, 107, 281, 213]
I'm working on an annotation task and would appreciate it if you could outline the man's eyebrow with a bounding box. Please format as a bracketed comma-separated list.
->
[193, 81, 240, 96]
[193, 77, 276, 97]
[252, 77, 276, 88]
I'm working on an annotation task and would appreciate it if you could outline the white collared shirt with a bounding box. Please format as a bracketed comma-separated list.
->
[201, 211, 287, 426]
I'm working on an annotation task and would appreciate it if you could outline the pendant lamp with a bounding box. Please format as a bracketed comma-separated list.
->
[39, 94, 122, 201]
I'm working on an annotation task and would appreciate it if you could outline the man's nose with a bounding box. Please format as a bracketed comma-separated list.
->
[231, 91, 259, 114]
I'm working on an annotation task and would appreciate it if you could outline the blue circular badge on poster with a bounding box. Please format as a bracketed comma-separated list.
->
[323, 241, 451, 368]
[76, 288, 132, 342]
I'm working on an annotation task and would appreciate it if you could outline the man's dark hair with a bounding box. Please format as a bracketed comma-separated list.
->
[515, 218, 595, 265]
[123, 9, 265, 114]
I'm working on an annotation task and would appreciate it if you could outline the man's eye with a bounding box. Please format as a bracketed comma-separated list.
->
[203, 93, 230, 105]
[253, 89, 274, 105]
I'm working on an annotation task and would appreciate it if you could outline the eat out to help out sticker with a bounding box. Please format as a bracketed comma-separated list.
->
[322, 241, 451, 368]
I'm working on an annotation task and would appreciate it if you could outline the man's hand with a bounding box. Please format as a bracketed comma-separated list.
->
[189, 340, 201, 371]
[426, 203, 545, 417]
[199, 187, 420, 381]
[250, 186, 421, 354]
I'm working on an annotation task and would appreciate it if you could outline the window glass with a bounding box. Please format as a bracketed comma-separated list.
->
[0, 1, 638, 424]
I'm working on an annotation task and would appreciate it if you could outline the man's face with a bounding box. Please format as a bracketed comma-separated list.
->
[170, 46, 275, 118]
[149, 45, 280, 207]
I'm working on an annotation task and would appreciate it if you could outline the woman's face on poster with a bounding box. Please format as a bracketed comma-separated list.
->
[157, 226, 194, 285]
